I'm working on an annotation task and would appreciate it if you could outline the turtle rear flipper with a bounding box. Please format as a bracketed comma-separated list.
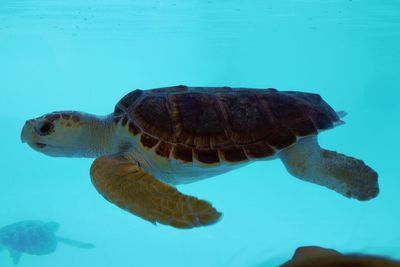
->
[9, 249, 22, 265]
[90, 155, 222, 229]
[57, 237, 94, 249]
[279, 136, 379, 201]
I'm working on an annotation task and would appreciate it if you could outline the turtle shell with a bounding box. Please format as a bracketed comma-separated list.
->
[0, 221, 58, 255]
[113, 85, 341, 164]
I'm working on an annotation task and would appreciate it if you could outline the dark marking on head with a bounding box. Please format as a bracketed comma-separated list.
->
[140, 133, 159, 149]
[155, 141, 173, 158]
[38, 121, 55, 136]
[172, 145, 193, 162]
[221, 147, 248, 162]
[45, 112, 83, 125]
[44, 113, 61, 122]
[194, 149, 220, 164]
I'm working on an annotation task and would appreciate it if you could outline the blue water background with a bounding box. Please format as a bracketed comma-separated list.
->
[1, 0, 400, 266]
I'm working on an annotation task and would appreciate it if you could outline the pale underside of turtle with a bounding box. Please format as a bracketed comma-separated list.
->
[0, 220, 94, 265]
[21, 85, 379, 229]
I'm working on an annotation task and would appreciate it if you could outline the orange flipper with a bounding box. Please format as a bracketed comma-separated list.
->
[90, 155, 222, 229]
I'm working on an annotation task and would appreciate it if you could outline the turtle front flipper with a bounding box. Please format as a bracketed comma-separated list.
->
[9, 249, 22, 265]
[279, 136, 379, 201]
[90, 155, 222, 228]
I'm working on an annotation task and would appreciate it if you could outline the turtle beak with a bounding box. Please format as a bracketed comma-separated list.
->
[21, 119, 34, 143]
[21, 119, 49, 149]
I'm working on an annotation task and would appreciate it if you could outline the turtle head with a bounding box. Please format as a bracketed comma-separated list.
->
[21, 111, 89, 157]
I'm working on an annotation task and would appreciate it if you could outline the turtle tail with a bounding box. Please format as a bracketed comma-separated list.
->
[334, 110, 347, 127]
[57, 237, 95, 249]
[336, 110, 347, 118]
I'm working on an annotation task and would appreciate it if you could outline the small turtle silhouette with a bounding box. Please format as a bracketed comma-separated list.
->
[21, 85, 379, 229]
[0, 220, 94, 265]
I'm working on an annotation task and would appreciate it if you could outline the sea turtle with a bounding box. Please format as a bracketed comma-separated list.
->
[20, 85, 379, 229]
[280, 246, 400, 267]
[0, 220, 94, 265]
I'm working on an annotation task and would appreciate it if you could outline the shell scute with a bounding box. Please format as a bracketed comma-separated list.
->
[121, 116, 129, 127]
[219, 93, 272, 144]
[265, 127, 297, 149]
[170, 93, 229, 148]
[172, 145, 193, 163]
[193, 148, 220, 164]
[313, 111, 334, 130]
[290, 118, 318, 136]
[134, 95, 174, 140]
[220, 146, 248, 162]
[114, 89, 143, 115]
[260, 92, 308, 121]
[140, 133, 159, 149]
[155, 141, 173, 158]
[128, 121, 140, 135]
[113, 116, 121, 125]
[244, 141, 275, 158]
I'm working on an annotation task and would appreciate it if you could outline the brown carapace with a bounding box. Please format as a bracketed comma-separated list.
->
[113, 85, 342, 164]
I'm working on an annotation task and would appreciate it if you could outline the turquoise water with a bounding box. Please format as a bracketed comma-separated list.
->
[1, 0, 400, 266]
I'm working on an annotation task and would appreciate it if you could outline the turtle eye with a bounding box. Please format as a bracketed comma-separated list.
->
[39, 121, 54, 136]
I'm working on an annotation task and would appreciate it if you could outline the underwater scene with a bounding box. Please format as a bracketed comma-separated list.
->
[1, 0, 400, 266]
